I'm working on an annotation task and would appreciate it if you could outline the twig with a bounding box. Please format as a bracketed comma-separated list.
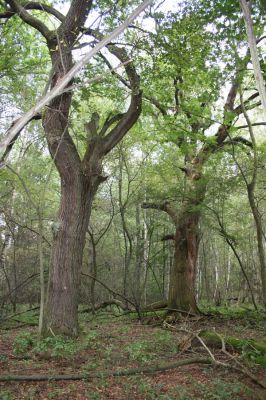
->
[163, 323, 266, 389]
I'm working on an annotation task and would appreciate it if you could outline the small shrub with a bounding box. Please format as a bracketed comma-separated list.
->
[0, 390, 14, 400]
[13, 331, 33, 355]
[83, 330, 99, 349]
[153, 330, 177, 351]
[125, 340, 155, 363]
[33, 335, 77, 357]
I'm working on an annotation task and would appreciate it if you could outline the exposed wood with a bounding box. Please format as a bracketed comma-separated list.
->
[79, 300, 130, 313]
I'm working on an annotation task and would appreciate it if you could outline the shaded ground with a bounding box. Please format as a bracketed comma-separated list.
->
[0, 308, 266, 399]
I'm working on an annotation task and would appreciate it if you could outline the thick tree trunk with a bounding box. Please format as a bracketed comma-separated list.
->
[168, 213, 200, 313]
[42, 177, 97, 336]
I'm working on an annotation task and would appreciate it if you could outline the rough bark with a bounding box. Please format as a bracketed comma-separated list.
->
[3, 0, 144, 336]
[42, 179, 99, 336]
[168, 213, 200, 313]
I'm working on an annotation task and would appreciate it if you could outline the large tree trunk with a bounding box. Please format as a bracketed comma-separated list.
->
[1, 0, 143, 337]
[42, 176, 99, 336]
[168, 213, 200, 313]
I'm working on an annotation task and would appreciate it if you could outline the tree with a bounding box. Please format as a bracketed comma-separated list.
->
[239, 0, 266, 115]
[141, 4, 260, 313]
[0, 0, 149, 336]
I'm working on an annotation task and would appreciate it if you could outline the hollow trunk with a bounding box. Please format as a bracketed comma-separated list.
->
[168, 213, 200, 313]
[42, 176, 98, 337]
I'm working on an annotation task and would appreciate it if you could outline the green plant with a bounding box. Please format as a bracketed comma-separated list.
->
[13, 331, 34, 355]
[137, 380, 157, 399]
[47, 388, 66, 399]
[33, 335, 78, 357]
[89, 392, 101, 400]
[104, 344, 114, 361]
[83, 330, 100, 350]
[153, 330, 177, 351]
[195, 379, 243, 400]
[160, 385, 194, 400]
[125, 340, 155, 363]
[0, 390, 14, 400]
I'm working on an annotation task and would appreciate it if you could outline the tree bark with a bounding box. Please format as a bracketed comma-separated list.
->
[168, 211, 200, 313]
[42, 177, 99, 336]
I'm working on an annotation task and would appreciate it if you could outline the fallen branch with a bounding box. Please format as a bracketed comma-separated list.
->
[164, 322, 266, 389]
[1, 306, 39, 322]
[143, 300, 167, 310]
[0, 357, 212, 382]
[79, 300, 130, 313]
[81, 272, 136, 309]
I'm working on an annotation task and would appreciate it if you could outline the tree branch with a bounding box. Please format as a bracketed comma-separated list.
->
[0, 113, 41, 165]
[98, 50, 166, 115]
[0, 0, 152, 156]
[240, 0, 266, 114]
[224, 136, 253, 148]
[142, 201, 178, 223]
[0, 1, 64, 21]
[236, 122, 266, 129]
[4, 0, 51, 39]
[86, 29, 142, 155]
[0, 357, 212, 382]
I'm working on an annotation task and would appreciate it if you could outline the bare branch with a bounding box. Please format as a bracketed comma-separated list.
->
[4, 0, 51, 39]
[224, 136, 253, 147]
[0, 113, 42, 165]
[142, 201, 178, 223]
[236, 122, 266, 129]
[0, 1, 64, 21]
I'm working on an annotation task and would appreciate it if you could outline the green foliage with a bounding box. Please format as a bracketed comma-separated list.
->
[33, 335, 78, 357]
[125, 340, 155, 363]
[13, 331, 34, 355]
[153, 330, 177, 352]
[196, 379, 243, 400]
[82, 330, 100, 350]
[0, 391, 15, 400]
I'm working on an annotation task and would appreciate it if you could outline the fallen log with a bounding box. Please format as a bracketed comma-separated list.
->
[79, 300, 131, 314]
[0, 357, 212, 382]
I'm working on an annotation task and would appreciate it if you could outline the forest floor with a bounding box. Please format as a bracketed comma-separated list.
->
[0, 307, 266, 399]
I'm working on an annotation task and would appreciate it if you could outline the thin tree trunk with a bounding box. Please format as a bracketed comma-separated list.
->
[134, 204, 142, 308]
[239, 0, 266, 114]
[225, 249, 231, 301]
[247, 187, 266, 304]
[237, 89, 266, 304]
[88, 230, 97, 314]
